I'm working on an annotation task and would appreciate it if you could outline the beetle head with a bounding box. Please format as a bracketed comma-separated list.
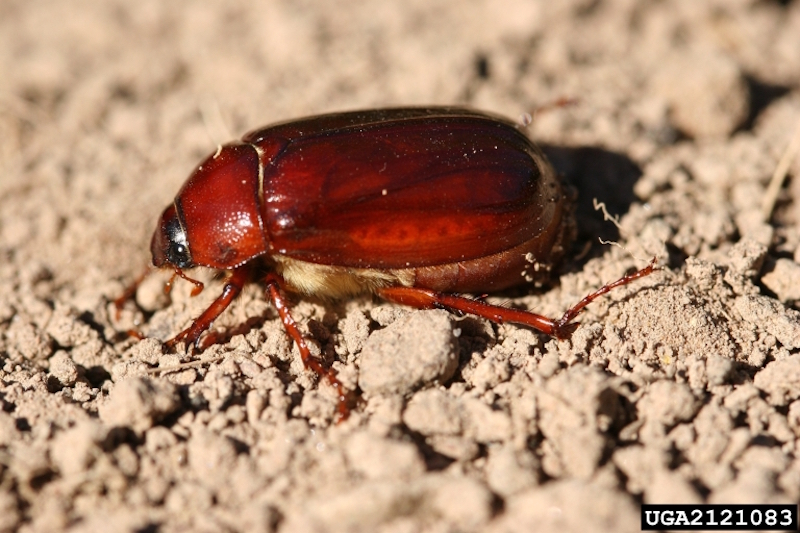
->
[151, 204, 192, 269]
[150, 143, 267, 270]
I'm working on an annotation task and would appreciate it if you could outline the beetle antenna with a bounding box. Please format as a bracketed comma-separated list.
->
[164, 270, 178, 295]
[171, 267, 205, 297]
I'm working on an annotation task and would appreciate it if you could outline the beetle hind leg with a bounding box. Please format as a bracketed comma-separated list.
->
[377, 286, 562, 337]
[378, 257, 658, 340]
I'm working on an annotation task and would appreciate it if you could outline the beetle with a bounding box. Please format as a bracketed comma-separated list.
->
[145, 107, 655, 409]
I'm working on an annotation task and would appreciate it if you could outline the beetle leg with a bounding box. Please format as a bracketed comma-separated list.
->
[378, 257, 658, 340]
[113, 266, 152, 320]
[264, 273, 323, 373]
[111, 266, 154, 342]
[378, 285, 565, 337]
[166, 265, 250, 350]
[264, 273, 351, 420]
[552, 257, 658, 333]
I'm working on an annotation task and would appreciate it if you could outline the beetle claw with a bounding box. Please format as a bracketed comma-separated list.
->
[552, 321, 580, 340]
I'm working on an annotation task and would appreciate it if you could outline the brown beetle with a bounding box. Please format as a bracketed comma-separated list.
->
[144, 107, 655, 409]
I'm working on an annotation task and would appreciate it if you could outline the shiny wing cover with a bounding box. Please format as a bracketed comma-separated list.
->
[244, 108, 563, 269]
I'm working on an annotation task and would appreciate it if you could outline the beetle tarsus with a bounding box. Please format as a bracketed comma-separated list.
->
[549, 256, 659, 338]
[560, 257, 658, 324]
[551, 320, 581, 340]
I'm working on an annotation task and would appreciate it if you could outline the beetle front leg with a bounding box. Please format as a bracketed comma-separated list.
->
[113, 266, 152, 320]
[166, 265, 250, 350]
[264, 273, 351, 420]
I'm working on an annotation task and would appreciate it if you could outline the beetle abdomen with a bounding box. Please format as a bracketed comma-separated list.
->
[272, 254, 413, 299]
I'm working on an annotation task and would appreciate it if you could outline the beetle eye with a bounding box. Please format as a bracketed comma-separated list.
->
[168, 242, 190, 266]
[165, 217, 193, 268]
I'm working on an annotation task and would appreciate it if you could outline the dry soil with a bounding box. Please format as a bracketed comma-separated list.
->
[2, 1, 800, 532]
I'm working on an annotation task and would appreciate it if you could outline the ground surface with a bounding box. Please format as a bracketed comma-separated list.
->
[2, 1, 800, 532]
